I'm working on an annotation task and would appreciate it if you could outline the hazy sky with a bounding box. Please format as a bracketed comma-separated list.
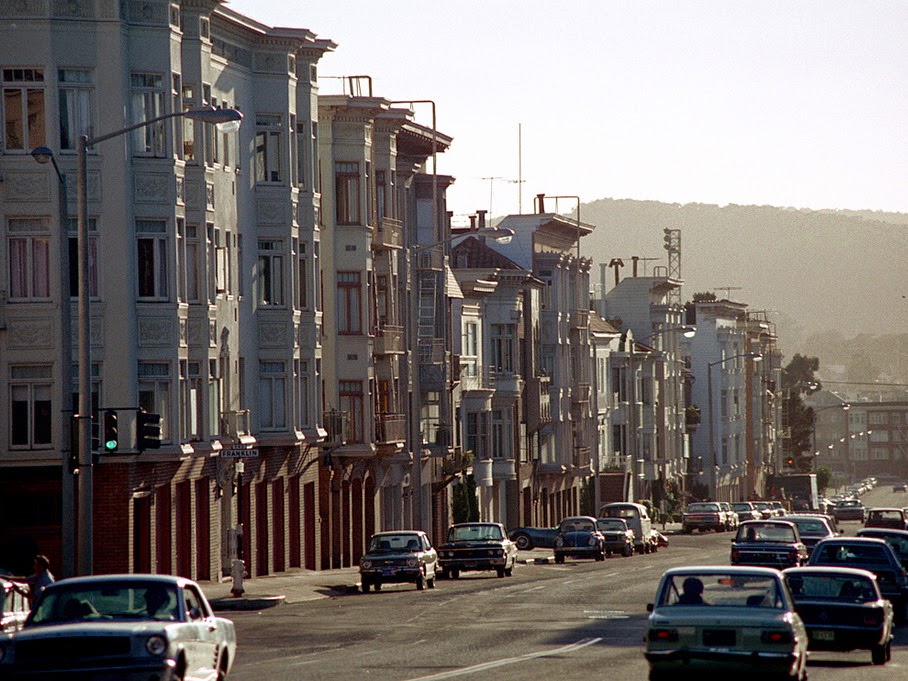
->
[227, 0, 907, 219]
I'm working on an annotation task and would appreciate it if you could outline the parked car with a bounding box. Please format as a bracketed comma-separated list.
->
[892, 483, 907, 492]
[680, 502, 727, 534]
[731, 501, 761, 522]
[719, 502, 739, 530]
[644, 565, 809, 680]
[436, 522, 517, 579]
[782, 566, 893, 665]
[769, 501, 787, 517]
[833, 499, 867, 522]
[0, 579, 29, 633]
[751, 501, 775, 519]
[595, 517, 635, 557]
[864, 507, 908, 531]
[807, 536, 908, 623]
[856, 527, 908, 570]
[508, 525, 559, 551]
[781, 515, 837, 556]
[359, 530, 438, 592]
[553, 515, 606, 563]
[0, 574, 236, 680]
[599, 502, 659, 553]
[730, 520, 808, 570]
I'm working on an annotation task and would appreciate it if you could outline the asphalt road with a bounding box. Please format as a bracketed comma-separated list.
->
[228, 485, 908, 680]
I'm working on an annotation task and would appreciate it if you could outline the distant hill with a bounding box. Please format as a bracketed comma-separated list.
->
[575, 198, 908, 383]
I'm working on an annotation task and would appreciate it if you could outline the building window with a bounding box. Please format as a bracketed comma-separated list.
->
[339, 380, 364, 443]
[7, 217, 50, 300]
[257, 239, 284, 305]
[335, 161, 360, 224]
[182, 85, 196, 162]
[136, 219, 169, 299]
[255, 114, 282, 182]
[294, 119, 308, 188]
[208, 359, 221, 435]
[466, 411, 488, 459]
[376, 169, 387, 219]
[138, 362, 171, 442]
[58, 68, 92, 151]
[869, 412, 887, 425]
[2, 68, 44, 151]
[295, 360, 310, 428]
[179, 360, 203, 440]
[491, 409, 508, 458]
[297, 241, 309, 310]
[9, 365, 53, 448]
[130, 73, 166, 156]
[259, 360, 286, 430]
[66, 217, 99, 298]
[336, 271, 361, 334]
[462, 321, 478, 377]
[490, 324, 515, 373]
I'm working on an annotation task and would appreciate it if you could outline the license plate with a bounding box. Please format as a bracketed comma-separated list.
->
[814, 630, 835, 641]
[381, 569, 398, 576]
[464, 562, 477, 568]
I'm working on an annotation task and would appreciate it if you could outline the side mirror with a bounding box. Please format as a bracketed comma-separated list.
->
[188, 607, 203, 621]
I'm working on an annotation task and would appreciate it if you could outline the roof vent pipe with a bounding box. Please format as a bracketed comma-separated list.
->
[535, 193, 546, 214]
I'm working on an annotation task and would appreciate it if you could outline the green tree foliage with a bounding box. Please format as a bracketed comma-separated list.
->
[815, 465, 832, 494]
[782, 355, 822, 459]
[452, 475, 478, 523]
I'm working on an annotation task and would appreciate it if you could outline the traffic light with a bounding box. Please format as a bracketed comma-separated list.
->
[137, 411, 162, 451]
[103, 409, 119, 452]
[785, 455, 796, 468]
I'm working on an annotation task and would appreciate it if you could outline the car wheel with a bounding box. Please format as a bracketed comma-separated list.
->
[872, 643, 887, 665]
[513, 533, 533, 551]
[555, 554, 565, 564]
[496, 567, 505, 578]
[595, 551, 604, 561]
[896, 600, 908, 625]
[427, 576, 436, 589]
[374, 582, 382, 591]
[361, 581, 370, 593]
[504, 566, 513, 577]
[624, 544, 633, 557]
[450, 569, 460, 579]
[438, 568, 449, 580]
[605, 549, 612, 558]
[416, 571, 425, 590]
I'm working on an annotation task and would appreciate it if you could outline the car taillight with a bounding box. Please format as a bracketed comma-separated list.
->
[731, 549, 740, 560]
[864, 611, 883, 626]
[648, 628, 679, 642]
[761, 630, 792, 644]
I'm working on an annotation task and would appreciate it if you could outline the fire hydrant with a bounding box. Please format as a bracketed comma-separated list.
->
[230, 559, 245, 597]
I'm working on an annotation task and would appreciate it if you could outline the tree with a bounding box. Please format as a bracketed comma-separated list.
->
[814, 465, 832, 494]
[781, 354, 821, 463]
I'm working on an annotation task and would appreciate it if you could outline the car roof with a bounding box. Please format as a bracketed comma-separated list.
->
[561, 515, 597, 522]
[739, 519, 796, 527]
[373, 530, 424, 536]
[661, 565, 782, 577]
[782, 566, 878, 579]
[50, 574, 196, 589]
[857, 528, 908, 537]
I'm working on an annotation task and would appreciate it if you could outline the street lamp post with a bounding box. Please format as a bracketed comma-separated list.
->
[707, 352, 762, 501]
[72, 106, 242, 575]
[31, 147, 75, 578]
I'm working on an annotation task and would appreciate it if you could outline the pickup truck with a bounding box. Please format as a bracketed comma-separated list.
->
[730, 519, 808, 569]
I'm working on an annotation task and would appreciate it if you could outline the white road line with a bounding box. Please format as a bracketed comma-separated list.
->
[405, 637, 603, 681]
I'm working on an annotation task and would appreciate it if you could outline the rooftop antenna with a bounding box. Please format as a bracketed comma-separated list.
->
[715, 286, 742, 299]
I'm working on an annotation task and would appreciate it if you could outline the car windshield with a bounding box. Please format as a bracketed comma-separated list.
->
[738, 524, 795, 542]
[659, 573, 784, 608]
[732, 504, 752, 511]
[596, 519, 627, 531]
[30, 582, 179, 625]
[786, 573, 877, 602]
[447, 525, 503, 541]
[560, 519, 596, 532]
[687, 503, 720, 512]
[369, 534, 421, 552]
[813, 543, 890, 565]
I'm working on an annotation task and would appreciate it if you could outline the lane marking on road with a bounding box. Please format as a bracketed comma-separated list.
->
[583, 609, 629, 619]
[405, 637, 603, 680]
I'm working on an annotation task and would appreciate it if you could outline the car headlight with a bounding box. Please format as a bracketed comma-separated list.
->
[555, 537, 564, 548]
[588, 536, 598, 547]
[361, 560, 372, 569]
[146, 635, 168, 656]
[407, 558, 418, 567]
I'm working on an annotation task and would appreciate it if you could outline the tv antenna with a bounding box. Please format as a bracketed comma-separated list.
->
[715, 286, 742, 299]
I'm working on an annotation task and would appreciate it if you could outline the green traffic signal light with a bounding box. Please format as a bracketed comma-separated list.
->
[103, 409, 119, 452]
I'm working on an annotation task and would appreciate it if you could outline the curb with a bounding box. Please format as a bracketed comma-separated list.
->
[210, 595, 286, 612]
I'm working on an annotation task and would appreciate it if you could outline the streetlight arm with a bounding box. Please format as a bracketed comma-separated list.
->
[86, 106, 243, 147]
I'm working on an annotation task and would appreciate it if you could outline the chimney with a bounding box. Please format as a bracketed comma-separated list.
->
[469, 215, 477, 231]
[477, 210, 487, 229]
[536, 193, 546, 214]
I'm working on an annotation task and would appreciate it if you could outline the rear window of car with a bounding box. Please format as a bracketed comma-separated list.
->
[687, 503, 720, 512]
[660, 573, 784, 608]
[814, 544, 889, 564]
[786, 574, 876, 602]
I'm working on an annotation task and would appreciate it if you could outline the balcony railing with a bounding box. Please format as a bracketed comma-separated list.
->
[373, 217, 403, 250]
[373, 325, 404, 354]
[375, 413, 406, 444]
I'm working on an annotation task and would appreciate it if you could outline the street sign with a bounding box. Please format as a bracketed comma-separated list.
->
[222, 448, 259, 459]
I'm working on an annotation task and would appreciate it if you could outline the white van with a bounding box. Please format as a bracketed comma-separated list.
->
[599, 502, 658, 554]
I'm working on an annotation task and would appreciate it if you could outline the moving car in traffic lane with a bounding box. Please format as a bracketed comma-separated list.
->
[360, 531, 438, 592]
[644, 565, 808, 681]
[437, 522, 517, 579]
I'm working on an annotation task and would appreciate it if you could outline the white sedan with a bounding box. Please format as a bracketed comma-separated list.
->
[0, 574, 236, 680]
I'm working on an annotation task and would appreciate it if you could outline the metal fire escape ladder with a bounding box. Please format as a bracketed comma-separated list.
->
[417, 267, 439, 364]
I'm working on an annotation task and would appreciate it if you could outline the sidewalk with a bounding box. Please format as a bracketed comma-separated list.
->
[207, 523, 682, 612]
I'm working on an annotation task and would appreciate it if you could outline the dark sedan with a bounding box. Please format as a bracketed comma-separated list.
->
[437, 522, 517, 579]
[856, 527, 908, 570]
[782, 515, 837, 556]
[834, 499, 867, 522]
[783, 566, 893, 665]
[595, 517, 635, 557]
[730, 520, 808, 570]
[807, 537, 908, 624]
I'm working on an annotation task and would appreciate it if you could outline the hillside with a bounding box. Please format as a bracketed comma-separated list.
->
[577, 198, 908, 382]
